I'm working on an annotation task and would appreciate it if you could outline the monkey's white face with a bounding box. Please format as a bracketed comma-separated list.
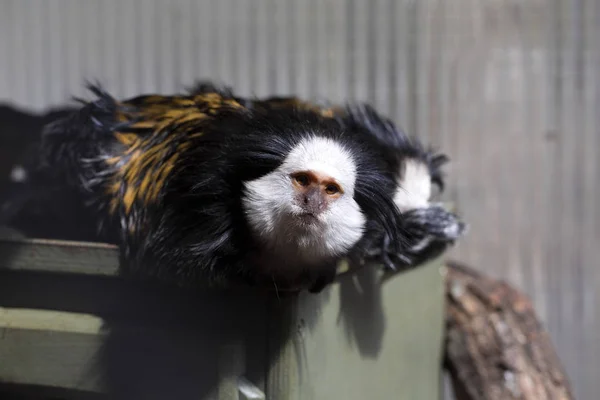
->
[242, 136, 366, 267]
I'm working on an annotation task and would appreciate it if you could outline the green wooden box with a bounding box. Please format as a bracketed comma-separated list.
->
[0, 238, 445, 400]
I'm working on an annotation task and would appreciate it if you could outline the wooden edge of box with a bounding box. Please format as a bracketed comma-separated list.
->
[0, 306, 266, 400]
[0, 236, 451, 399]
[0, 307, 105, 334]
[0, 238, 119, 276]
[0, 307, 106, 395]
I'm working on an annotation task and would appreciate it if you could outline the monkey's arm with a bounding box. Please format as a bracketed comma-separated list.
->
[359, 204, 466, 281]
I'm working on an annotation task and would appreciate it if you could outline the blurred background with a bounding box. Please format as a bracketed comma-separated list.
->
[0, 0, 597, 398]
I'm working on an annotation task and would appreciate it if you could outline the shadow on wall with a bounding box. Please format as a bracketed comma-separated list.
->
[336, 265, 386, 359]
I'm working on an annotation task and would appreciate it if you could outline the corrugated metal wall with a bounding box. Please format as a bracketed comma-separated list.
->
[1, 0, 598, 398]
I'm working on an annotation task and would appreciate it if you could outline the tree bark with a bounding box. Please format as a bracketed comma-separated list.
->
[443, 261, 574, 400]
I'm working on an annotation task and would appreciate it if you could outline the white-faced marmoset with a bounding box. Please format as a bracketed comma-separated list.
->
[1, 82, 466, 293]
[187, 82, 466, 276]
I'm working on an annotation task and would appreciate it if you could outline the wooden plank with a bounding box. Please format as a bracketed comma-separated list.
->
[0, 308, 105, 394]
[0, 295, 270, 400]
[0, 308, 258, 399]
[0, 307, 103, 334]
[0, 238, 118, 276]
[0, 235, 272, 399]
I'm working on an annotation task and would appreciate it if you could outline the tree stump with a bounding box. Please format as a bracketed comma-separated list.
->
[443, 261, 574, 400]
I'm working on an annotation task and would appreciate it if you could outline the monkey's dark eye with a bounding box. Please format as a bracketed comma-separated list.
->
[325, 183, 340, 195]
[294, 174, 310, 187]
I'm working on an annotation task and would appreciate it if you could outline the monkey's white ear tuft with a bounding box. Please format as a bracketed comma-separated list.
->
[393, 159, 432, 212]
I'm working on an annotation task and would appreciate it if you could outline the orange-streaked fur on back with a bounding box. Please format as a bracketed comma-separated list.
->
[106, 93, 245, 218]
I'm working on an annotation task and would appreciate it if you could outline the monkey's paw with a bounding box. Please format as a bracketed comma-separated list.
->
[378, 204, 467, 273]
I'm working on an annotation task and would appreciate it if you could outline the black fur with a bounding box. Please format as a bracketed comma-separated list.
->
[336, 104, 466, 273]
[185, 83, 466, 274]
[185, 81, 237, 99]
[1, 82, 466, 291]
[8, 84, 405, 293]
[138, 104, 406, 291]
[338, 103, 449, 192]
[0, 104, 100, 241]
[184, 82, 465, 274]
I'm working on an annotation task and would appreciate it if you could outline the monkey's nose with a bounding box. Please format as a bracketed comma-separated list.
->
[301, 192, 327, 215]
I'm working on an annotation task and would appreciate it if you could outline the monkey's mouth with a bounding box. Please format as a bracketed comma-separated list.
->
[295, 212, 321, 225]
